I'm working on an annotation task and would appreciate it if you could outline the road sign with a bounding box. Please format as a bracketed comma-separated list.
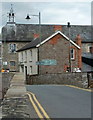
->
[36, 59, 57, 65]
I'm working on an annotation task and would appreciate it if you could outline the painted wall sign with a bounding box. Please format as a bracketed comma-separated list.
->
[36, 59, 57, 65]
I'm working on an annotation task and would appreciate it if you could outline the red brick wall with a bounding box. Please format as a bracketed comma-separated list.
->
[54, 25, 62, 31]
[33, 33, 39, 39]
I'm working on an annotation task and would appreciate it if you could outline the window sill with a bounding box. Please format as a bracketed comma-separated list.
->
[71, 58, 75, 61]
[9, 52, 17, 54]
[19, 61, 23, 63]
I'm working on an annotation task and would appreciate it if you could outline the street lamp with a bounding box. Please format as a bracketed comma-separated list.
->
[25, 12, 41, 43]
[67, 22, 71, 72]
[25, 12, 41, 25]
[25, 12, 41, 74]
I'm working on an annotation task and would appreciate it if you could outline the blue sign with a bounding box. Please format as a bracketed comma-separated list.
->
[36, 59, 57, 65]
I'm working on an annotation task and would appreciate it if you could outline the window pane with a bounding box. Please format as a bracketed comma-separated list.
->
[10, 61, 16, 66]
[22, 52, 23, 62]
[25, 51, 27, 61]
[30, 50, 32, 61]
[90, 47, 93, 53]
[71, 49, 75, 59]
[9, 44, 16, 53]
[30, 66, 32, 74]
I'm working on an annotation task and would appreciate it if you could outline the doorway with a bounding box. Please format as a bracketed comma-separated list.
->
[25, 66, 27, 80]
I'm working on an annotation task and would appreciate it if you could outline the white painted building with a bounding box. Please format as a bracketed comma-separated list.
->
[18, 48, 38, 76]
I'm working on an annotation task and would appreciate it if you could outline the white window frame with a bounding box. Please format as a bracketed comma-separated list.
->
[30, 50, 32, 62]
[88, 46, 91, 53]
[9, 43, 16, 53]
[21, 52, 23, 62]
[24, 51, 27, 62]
[30, 66, 32, 74]
[71, 48, 75, 60]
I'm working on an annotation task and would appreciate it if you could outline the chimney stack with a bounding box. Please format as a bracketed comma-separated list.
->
[33, 33, 39, 40]
[76, 34, 82, 47]
[54, 25, 62, 32]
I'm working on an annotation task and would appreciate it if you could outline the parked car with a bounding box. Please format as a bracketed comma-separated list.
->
[1, 69, 9, 73]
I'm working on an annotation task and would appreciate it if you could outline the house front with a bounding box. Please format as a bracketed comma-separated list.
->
[17, 31, 81, 77]
[2, 4, 91, 72]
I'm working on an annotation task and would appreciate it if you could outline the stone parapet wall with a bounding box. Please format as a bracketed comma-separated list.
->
[26, 73, 88, 88]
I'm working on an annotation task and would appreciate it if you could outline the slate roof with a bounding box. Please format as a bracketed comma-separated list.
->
[17, 31, 80, 52]
[17, 38, 40, 52]
[82, 53, 93, 59]
[2, 24, 92, 43]
[82, 62, 93, 72]
[82, 53, 93, 72]
[82, 57, 93, 67]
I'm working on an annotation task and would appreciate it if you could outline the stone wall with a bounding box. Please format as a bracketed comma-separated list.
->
[2, 73, 14, 98]
[39, 34, 80, 74]
[26, 73, 88, 88]
[2, 42, 29, 72]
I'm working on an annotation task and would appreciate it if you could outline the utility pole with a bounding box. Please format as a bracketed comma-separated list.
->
[67, 22, 72, 72]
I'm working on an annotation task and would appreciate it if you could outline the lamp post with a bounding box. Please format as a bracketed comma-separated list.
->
[67, 22, 71, 72]
[25, 12, 41, 43]
[25, 12, 41, 74]
[25, 12, 41, 45]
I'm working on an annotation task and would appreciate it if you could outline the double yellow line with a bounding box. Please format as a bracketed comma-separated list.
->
[27, 92, 51, 120]
[65, 85, 92, 92]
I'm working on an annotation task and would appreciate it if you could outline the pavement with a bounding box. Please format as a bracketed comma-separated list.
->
[5, 72, 26, 97]
[1, 72, 31, 119]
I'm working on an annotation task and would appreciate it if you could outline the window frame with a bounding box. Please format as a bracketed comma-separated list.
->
[25, 51, 27, 62]
[30, 50, 32, 62]
[9, 43, 16, 53]
[10, 61, 16, 66]
[30, 66, 32, 74]
[89, 46, 93, 53]
[70, 48, 75, 60]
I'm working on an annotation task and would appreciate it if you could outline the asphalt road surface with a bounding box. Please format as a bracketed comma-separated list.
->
[26, 85, 91, 119]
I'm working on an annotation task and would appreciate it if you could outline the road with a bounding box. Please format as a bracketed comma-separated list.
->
[26, 85, 91, 119]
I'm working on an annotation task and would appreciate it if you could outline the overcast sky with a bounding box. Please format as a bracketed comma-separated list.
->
[0, 0, 93, 33]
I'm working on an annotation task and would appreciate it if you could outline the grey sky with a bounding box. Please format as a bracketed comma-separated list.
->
[0, 1, 92, 33]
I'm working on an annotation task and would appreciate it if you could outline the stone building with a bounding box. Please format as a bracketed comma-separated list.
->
[17, 31, 81, 76]
[2, 23, 92, 72]
[2, 23, 30, 72]
[2, 6, 92, 72]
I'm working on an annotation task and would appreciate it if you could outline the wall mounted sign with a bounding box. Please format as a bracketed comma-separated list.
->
[36, 59, 57, 65]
